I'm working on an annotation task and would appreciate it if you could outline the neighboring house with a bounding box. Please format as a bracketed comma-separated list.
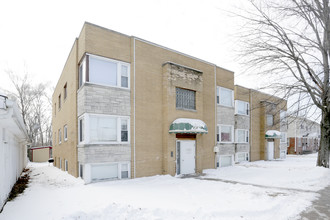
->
[0, 92, 28, 209]
[234, 85, 287, 162]
[28, 146, 52, 162]
[52, 22, 287, 183]
[287, 116, 320, 154]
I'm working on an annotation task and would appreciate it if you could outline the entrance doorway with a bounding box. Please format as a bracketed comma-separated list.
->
[267, 141, 274, 160]
[176, 140, 196, 175]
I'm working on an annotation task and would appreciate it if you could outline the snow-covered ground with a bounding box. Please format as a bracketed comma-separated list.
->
[1, 154, 329, 220]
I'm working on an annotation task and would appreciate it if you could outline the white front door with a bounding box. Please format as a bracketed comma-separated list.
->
[177, 140, 196, 175]
[267, 142, 274, 160]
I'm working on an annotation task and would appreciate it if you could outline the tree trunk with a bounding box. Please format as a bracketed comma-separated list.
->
[317, 110, 330, 168]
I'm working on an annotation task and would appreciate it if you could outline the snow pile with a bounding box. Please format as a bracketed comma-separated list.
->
[1, 154, 329, 220]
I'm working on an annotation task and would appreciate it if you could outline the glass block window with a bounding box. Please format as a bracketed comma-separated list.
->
[266, 114, 274, 126]
[176, 88, 196, 110]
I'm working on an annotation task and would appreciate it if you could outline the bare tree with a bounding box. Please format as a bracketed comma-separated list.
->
[237, 0, 329, 167]
[6, 70, 52, 147]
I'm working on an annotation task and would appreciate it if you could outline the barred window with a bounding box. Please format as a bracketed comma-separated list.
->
[176, 88, 196, 110]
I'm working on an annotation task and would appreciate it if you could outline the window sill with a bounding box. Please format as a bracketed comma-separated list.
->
[235, 113, 249, 117]
[176, 108, 197, 112]
[217, 104, 234, 108]
[81, 82, 130, 91]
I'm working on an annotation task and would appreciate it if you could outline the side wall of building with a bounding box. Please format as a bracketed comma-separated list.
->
[52, 41, 79, 177]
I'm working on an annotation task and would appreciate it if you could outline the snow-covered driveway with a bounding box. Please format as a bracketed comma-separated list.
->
[1, 154, 330, 220]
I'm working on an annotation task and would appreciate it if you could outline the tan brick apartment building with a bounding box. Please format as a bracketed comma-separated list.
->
[52, 22, 287, 183]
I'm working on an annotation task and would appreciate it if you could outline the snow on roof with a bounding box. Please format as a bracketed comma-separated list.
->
[172, 118, 206, 128]
[266, 130, 281, 136]
[170, 118, 208, 133]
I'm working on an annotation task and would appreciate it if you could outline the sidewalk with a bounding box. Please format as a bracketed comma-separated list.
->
[299, 185, 330, 220]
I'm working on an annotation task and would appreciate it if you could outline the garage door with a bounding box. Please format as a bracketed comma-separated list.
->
[91, 163, 118, 181]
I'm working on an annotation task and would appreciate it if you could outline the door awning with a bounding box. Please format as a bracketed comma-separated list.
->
[265, 130, 281, 139]
[169, 118, 208, 134]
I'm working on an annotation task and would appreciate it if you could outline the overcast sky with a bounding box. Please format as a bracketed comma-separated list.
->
[0, 0, 257, 94]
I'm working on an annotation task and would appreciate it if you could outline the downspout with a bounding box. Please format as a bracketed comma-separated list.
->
[295, 121, 297, 153]
[249, 90, 252, 161]
[214, 65, 217, 168]
[133, 38, 136, 178]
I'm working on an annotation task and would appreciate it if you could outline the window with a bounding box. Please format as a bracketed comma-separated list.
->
[176, 87, 196, 110]
[64, 125, 68, 141]
[90, 116, 117, 142]
[217, 87, 234, 107]
[236, 152, 249, 162]
[218, 125, 234, 143]
[79, 54, 130, 89]
[59, 158, 62, 169]
[79, 56, 86, 88]
[79, 164, 84, 178]
[91, 163, 118, 180]
[266, 114, 274, 126]
[58, 94, 61, 109]
[58, 129, 62, 144]
[64, 83, 67, 100]
[235, 100, 249, 116]
[120, 163, 129, 179]
[281, 132, 287, 143]
[79, 114, 129, 144]
[236, 129, 249, 143]
[121, 118, 128, 142]
[65, 160, 68, 171]
[54, 132, 56, 146]
[219, 155, 233, 167]
[79, 118, 84, 143]
[121, 65, 129, 88]
[0, 96, 6, 109]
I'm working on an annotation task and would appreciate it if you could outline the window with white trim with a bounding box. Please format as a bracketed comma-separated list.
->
[80, 114, 130, 144]
[59, 158, 62, 169]
[235, 100, 249, 116]
[219, 155, 233, 167]
[218, 125, 234, 143]
[121, 65, 129, 88]
[65, 160, 68, 171]
[281, 132, 287, 143]
[176, 87, 196, 110]
[235, 152, 249, 162]
[79, 57, 86, 88]
[120, 163, 129, 179]
[217, 87, 234, 107]
[78, 54, 130, 89]
[58, 129, 62, 144]
[64, 125, 68, 141]
[121, 118, 128, 142]
[91, 162, 130, 181]
[236, 129, 249, 143]
[90, 116, 117, 142]
[78, 117, 84, 143]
